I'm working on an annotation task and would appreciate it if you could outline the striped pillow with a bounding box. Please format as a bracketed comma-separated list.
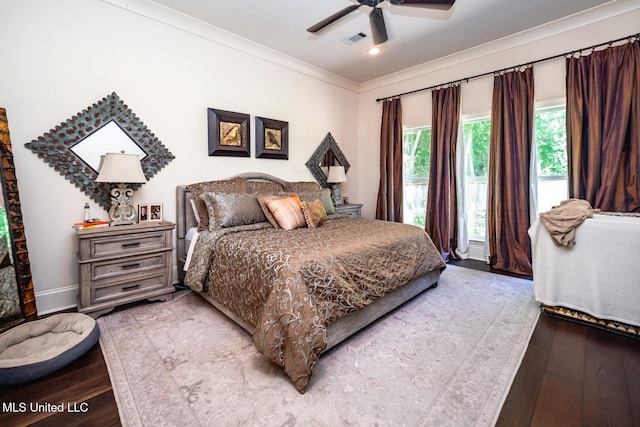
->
[265, 194, 306, 230]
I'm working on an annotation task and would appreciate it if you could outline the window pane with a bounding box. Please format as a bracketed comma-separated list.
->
[403, 127, 431, 227]
[535, 107, 568, 213]
[463, 119, 490, 241]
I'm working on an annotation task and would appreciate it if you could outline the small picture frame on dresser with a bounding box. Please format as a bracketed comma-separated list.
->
[138, 204, 149, 222]
[149, 203, 163, 221]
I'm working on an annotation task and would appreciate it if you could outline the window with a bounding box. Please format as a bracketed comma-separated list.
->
[462, 117, 491, 241]
[402, 127, 431, 227]
[402, 104, 568, 240]
[535, 106, 568, 213]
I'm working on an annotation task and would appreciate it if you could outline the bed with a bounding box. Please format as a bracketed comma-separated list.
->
[176, 173, 446, 392]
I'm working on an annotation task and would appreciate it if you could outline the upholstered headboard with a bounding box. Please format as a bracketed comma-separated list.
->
[176, 172, 307, 282]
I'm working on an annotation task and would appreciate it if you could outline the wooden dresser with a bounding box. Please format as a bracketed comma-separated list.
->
[76, 221, 175, 318]
[335, 203, 362, 218]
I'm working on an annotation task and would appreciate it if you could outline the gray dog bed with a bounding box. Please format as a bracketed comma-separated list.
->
[0, 313, 99, 386]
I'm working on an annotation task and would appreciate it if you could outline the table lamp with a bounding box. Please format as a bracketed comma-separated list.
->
[327, 165, 347, 206]
[96, 152, 147, 226]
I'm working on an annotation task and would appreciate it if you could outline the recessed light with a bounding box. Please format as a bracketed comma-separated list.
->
[367, 46, 381, 55]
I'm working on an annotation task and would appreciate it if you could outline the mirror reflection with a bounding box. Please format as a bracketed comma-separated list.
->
[0, 201, 20, 324]
[70, 120, 147, 173]
[319, 149, 341, 177]
[0, 107, 37, 333]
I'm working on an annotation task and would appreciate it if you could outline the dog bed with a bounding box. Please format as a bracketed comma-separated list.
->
[0, 312, 99, 386]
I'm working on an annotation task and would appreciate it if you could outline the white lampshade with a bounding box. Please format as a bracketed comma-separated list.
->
[327, 165, 347, 183]
[96, 152, 147, 183]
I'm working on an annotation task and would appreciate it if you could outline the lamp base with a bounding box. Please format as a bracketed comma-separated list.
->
[107, 183, 137, 226]
[331, 184, 344, 206]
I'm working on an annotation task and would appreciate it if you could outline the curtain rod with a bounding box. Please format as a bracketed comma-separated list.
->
[375, 32, 639, 103]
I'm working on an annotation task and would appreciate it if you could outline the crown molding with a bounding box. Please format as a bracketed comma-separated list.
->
[100, 0, 360, 93]
[359, 0, 640, 94]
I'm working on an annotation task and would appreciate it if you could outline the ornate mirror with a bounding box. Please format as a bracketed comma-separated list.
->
[25, 92, 175, 210]
[0, 108, 37, 333]
[305, 132, 350, 188]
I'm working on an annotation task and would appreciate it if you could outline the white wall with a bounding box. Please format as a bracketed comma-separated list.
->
[355, 3, 640, 219]
[0, 0, 359, 313]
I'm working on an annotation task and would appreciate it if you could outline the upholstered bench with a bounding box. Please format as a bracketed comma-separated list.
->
[0, 313, 99, 386]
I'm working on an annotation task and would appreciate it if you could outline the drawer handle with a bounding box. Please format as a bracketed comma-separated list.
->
[122, 284, 141, 292]
[121, 262, 141, 269]
[122, 242, 141, 248]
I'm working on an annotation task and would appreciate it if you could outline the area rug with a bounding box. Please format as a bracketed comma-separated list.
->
[98, 265, 539, 426]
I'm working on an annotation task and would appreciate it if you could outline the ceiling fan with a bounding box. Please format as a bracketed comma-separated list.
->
[307, 0, 456, 45]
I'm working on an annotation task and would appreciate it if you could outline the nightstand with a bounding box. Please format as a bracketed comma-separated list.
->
[335, 203, 362, 218]
[76, 221, 175, 318]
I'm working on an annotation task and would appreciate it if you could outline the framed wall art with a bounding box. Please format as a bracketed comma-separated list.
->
[207, 108, 250, 157]
[255, 116, 288, 160]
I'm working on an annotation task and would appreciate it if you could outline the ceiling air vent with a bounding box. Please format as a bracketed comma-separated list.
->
[341, 32, 367, 45]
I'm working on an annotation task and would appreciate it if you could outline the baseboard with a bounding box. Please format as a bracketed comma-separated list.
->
[35, 286, 79, 315]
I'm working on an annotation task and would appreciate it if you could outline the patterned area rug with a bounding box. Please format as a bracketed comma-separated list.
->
[98, 265, 539, 426]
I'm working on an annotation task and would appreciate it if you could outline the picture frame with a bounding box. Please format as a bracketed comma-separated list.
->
[138, 204, 149, 223]
[207, 108, 250, 157]
[149, 203, 163, 221]
[255, 116, 288, 160]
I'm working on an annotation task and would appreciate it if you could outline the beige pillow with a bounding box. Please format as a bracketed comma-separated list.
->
[257, 194, 283, 229]
[265, 194, 306, 230]
[301, 199, 327, 228]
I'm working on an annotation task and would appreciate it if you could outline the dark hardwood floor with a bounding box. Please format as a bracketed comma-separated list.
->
[1, 262, 638, 426]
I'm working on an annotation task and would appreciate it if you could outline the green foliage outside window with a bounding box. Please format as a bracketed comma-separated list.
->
[535, 109, 567, 176]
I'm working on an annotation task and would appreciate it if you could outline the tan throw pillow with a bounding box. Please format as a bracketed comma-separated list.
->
[265, 194, 306, 230]
[301, 199, 327, 228]
[257, 194, 282, 229]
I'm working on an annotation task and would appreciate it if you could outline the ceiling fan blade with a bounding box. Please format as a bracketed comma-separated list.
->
[307, 5, 362, 33]
[369, 8, 388, 45]
[389, 0, 455, 10]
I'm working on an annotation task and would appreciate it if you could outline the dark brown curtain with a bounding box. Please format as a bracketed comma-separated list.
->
[566, 40, 640, 212]
[376, 98, 403, 221]
[425, 85, 461, 260]
[487, 67, 534, 275]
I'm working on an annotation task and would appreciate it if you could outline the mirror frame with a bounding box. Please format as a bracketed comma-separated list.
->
[0, 108, 37, 332]
[305, 132, 350, 188]
[25, 92, 175, 210]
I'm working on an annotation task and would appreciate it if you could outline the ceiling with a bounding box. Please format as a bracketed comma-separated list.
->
[151, 0, 615, 83]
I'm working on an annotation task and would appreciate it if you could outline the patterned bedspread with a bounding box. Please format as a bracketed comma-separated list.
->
[185, 216, 446, 392]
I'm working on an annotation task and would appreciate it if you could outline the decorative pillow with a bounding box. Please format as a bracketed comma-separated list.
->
[200, 192, 267, 231]
[297, 189, 336, 215]
[284, 181, 322, 192]
[257, 194, 283, 229]
[264, 194, 306, 230]
[187, 177, 247, 231]
[301, 199, 327, 229]
[188, 197, 201, 225]
[246, 180, 284, 195]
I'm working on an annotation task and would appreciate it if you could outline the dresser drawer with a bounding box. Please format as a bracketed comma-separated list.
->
[86, 231, 168, 260]
[92, 273, 168, 305]
[90, 253, 168, 281]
